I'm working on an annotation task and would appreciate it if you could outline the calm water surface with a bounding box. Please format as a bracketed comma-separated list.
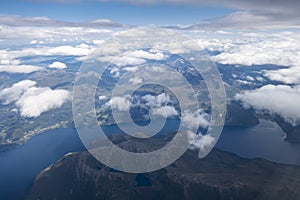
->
[0, 119, 300, 199]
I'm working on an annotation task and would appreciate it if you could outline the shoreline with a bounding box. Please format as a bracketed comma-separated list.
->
[0, 126, 77, 154]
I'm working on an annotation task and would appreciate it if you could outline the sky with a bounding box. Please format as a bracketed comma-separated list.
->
[0, 0, 299, 29]
[0, 0, 234, 25]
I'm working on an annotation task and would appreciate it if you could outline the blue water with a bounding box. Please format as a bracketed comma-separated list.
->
[0, 119, 300, 199]
[216, 120, 300, 165]
[0, 128, 85, 200]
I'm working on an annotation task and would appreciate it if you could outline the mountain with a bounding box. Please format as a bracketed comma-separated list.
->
[275, 115, 300, 143]
[27, 134, 300, 200]
[225, 101, 259, 127]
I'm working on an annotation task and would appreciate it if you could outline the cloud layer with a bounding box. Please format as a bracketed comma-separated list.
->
[0, 16, 129, 28]
[0, 65, 44, 73]
[235, 84, 300, 125]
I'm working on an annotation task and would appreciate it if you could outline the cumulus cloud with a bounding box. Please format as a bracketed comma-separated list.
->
[235, 84, 300, 125]
[235, 80, 254, 86]
[182, 109, 210, 130]
[210, 31, 300, 86]
[99, 95, 108, 101]
[212, 35, 300, 66]
[129, 50, 166, 60]
[107, 96, 131, 111]
[115, 56, 146, 67]
[128, 76, 142, 84]
[151, 105, 178, 118]
[0, 80, 36, 104]
[0, 65, 44, 73]
[143, 93, 177, 115]
[16, 87, 70, 118]
[178, 109, 213, 158]
[103, 50, 166, 67]
[140, 93, 179, 118]
[30, 40, 38, 44]
[0, 80, 70, 118]
[48, 44, 91, 56]
[104, 92, 213, 157]
[123, 66, 139, 73]
[109, 67, 120, 77]
[187, 131, 215, 157]
[106, 93, 179, 118]
[49, 61, 67, 69]
[264, 67, 300, 84]
[142, 93, 171, 107]
[92, 39, 105, 45]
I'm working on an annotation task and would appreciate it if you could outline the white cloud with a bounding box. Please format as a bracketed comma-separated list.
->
[211, 31, 300, 87]
[198, 11, 300, 30]
[0, 65, 44, 73]
[99, 95, 108, 101]
[96, 50, 166, 68]
[129, 50, 166, 60]
[123, 66, 139, 73]
[0, 59, 20, 65]
[115, 56, 146, 67]
[182, 109, 210, 130]
[0, 15, 128, 28]
[142, 93, 171, 107]
[0, 80, 70, 118]
[212, 39, 298, 66]
[49, 61, 67, 69]
[48, 44, 91, 56]
[30, 40, 38, 44]
[246, 75, 255, 81]
[187, 131, 215, 157]
[106, 93, 178, 118]
[235, 80, 254, 85]
[128, 76, 142, 84]
[140, 93, 180, 118]
[16, 87, 70, 118]
[151, 105, 178, 118]
[0, 44, 93, 62]
[0, 80, 36, 104]
[235, 84, 300, 125]
[92, 40, 105, 45]
[109, 67, 120, 77]
[107, 96, 131, 111]
[264, 67, 300, 84]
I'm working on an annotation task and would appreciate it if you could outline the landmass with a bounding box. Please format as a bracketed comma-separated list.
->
[27, 134, 300, 200]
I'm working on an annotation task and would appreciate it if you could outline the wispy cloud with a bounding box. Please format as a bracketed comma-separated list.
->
[0, 15, 130, 27]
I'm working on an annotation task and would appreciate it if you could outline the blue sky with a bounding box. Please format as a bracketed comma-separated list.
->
[0, 0, 234, 25]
